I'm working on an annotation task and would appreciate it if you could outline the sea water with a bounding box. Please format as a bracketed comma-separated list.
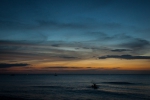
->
[0, 74, 150, 100]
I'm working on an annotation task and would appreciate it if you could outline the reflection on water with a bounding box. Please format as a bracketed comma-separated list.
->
[0, 74, 150, 100]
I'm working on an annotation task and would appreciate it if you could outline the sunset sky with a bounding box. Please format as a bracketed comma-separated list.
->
[0, 0, 150, 74]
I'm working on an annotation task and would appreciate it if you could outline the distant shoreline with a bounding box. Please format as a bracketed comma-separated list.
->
[0, 74, 150, 75]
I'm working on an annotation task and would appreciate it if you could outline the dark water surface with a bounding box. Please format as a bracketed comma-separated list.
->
[0, 74, 150, 100]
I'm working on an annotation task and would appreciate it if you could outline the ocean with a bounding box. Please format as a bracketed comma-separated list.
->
[0, 74, 150, 100]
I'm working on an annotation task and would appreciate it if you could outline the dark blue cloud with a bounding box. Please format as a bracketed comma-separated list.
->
[44, 66, 90, 69]
[59, 56, 78, 59]
[0, 63, 30, 68]
[51, 44, 60, 47]
[43, 66, 92, 69]
[111, 49, 132, 52]
[99, 55, 150, 60]
[120, 38, 150, 49]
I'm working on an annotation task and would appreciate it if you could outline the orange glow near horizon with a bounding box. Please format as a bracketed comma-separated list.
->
[29, 59, 150, 70]
[2, 58, 150, 74]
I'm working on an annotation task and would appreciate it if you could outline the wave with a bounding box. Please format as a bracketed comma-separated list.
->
[102, 82, 136, 85]
[32, 85, 74, 90]
[32, 86, 62, 88]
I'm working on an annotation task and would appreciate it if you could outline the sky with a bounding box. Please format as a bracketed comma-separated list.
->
[0, 0, 150, 74]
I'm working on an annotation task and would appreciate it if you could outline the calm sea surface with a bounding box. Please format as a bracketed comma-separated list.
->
[0, 74, 150, 100]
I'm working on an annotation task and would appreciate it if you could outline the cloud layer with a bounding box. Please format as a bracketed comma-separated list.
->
[0, 0, 150, 74]
[0, 63, 30, 68]
[99, 55, 150, 60]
